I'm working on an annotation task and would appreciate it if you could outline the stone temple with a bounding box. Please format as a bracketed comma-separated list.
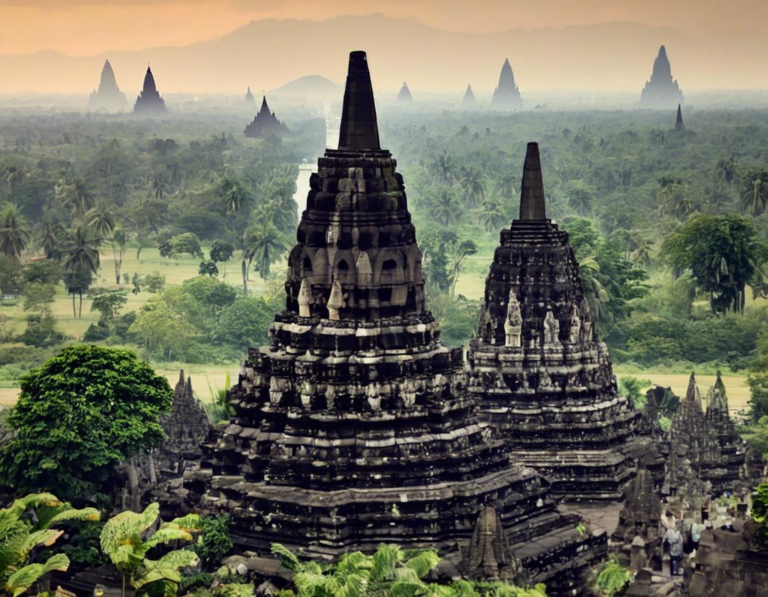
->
[88, 60, 128, 112]
[640, 45, 683, 109]
[245, 87, 255, 104]
[491, 58, 523, 111]
[187, 51, 606, 593]
[244, 95, 289, 139]
[466, 143, 640, 500]
[134, 65, 168, 116]
[396, 81, 414, 103]
[462, 84, 477, 108]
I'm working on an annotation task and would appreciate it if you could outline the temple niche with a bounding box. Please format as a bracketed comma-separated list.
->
[491, 58, 523, 111]
[87, 59, 128, 112]
[133, 65, 168, 116]
[396, 81, 414, 103]
[186, 50, 606, 593]
[467, 142, 640, 500]
[244, 95, 289, 139]
[640, 45, 683, 109]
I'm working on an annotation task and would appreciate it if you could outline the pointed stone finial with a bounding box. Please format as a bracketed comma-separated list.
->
[685, 372, 702, 410]
[675, 104, 684, 130]
[338, 51, 381, 151]
[518, 142, 547, 220]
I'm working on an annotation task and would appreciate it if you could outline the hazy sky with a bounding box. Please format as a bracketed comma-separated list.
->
[0, 0, 764, 56]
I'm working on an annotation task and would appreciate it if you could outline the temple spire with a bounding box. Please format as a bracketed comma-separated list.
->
[338, 51, 381, 151]
[675, 104, 685, 130]
[518, 142, 547, 220]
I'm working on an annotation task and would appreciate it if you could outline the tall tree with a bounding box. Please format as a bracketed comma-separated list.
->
[662, 214, 768, 313]
[740, 170, 768, 218]
[0, 203, 32, 259]
[247, 221, 288, 280]
[62, 226, 101, 318]
[86, 203, 116, 240]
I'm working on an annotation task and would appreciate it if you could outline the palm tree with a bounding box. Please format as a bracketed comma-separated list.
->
[151, 171, 169, 201]
[716, 155, 739, 188]
[247, 221, 288, 281]
[40, 221, 62, 259]
[740, 172, 768, 218]
[0, 203, 32, 259]
[220, 177, 249, 215]
[459, 167, 485, 209]
[5, 166, 25, 199]
[55, 176, 94, 218]
[658, 182, 694, 220]
[477, 200, 507, 232]
[495, 173, 517, 200]
[427, 189, 460, 226]
[62, 226, 100, 318]
[86, 203, 116, 241]
[435, 151, 456, 185]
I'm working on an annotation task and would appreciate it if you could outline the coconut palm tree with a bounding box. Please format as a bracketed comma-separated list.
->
[740, 172, 768, 218]
[0, 203, 32, 259]
[40, 221, 63, 260]
[716, 155, 740, 189]
[477, 199, 507, 233]
[427, 189, 460, 227]
[495, 173, 517, 200]
[246, 220, 289, 281]
[62, 226, 100, 318]
[459, 167, 485, 209]
[55, 176, 94, 218]
[86, 203, 116, 241]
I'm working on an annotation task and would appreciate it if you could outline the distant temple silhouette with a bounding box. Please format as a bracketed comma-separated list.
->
[675, 104, 685, 130]
[640, 46, 683, 109]
[134, 65, 168, 116]
[396, 81, 413, 103]
[88, 60, 128, 112]
[244, 95, 289, 138]
[462, 84, 476, 108]
[245, 86, 255, 103]
[491, 58, 523, 110]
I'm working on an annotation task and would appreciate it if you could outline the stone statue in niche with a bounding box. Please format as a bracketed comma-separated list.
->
[543, 308, 560, 346]
[269, 377, 283, 405]
[569, 305, 582, 344]
[504, 290, 523, 347]
[298, 279, 313, 317]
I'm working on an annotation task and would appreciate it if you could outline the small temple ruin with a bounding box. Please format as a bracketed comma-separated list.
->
[244, 95, 289, 139]
[491, 58, 523, 111]
[396, 81, 414, 103]
[87, 59, 127, 112]
[187, 50, 607, 594]
[462, 84, 477, 107]
[640, 45, 683, 109]
[466, 142, 640, 500]
[133, 65, 168, 115]
[245, 86, 255, 103]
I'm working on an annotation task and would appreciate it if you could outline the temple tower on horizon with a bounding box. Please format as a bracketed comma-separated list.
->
[88, 59, 128, 112]
[133, 65, 168, 116]
[244, 95, 288, 138]
[491, 58, 523, 111]
[640, 45, 683, 109]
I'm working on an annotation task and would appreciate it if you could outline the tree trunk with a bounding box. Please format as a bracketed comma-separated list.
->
[241, 259, 248, 295]
[148, 452, 157, 486]
[127, 458, 141, 512]
[136, 245, 143, 260]
[78, 291, 83, 319]
[72, 292, 76, 318]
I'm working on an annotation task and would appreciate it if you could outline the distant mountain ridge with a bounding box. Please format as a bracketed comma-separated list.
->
[0, 14, 763, 94]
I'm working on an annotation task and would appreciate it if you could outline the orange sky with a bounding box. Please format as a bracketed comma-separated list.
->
[0, 0, 763, 56]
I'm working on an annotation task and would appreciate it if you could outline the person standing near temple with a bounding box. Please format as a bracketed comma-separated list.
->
[664, 523, 684, 576]
[690, 517, 706, 553]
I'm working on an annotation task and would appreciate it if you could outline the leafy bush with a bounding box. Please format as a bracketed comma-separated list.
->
[194, 516, 233, 569]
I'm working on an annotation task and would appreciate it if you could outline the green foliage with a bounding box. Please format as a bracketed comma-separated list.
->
[618, 377, 652, 409]
[661, 214, 768, 314]
[210, 240, 235, 264]
[0, 493, 99, 597]
[22, 282, 56, 316]
[199, 260, 220, 277]
[159, 232, 205, 260]
[212, 297, 274, 352]
[194, 516, 233, 569]
[17, 314, 65, 348]
[271, 543, 546, 597]
[0, 345, 173, 498]
[143, 272, 167, 294]
[101, 503, 202, 597]
[591, 556, 631, 597]
[748, 374, 768, 422]
[90, 288, 128, 324]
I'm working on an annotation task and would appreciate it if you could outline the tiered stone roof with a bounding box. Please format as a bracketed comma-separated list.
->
[244, 95, 289, 138]
[134, 66, 168, 115]
[467, 143, 639, 500]
[640, 45, 683, 109]
[491, 59, 523, 111]
[187, 51, 605, 592]
[88, 59, 127, 112]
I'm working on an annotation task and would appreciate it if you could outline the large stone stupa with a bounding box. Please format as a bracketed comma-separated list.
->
[640, 46, 683, 109]
[462, 84, 477, 108]
[134, 65, 168, 116]
[187, 51, 605, 592]
[88, 60, 128, 112]
[467, 143, 640, 500]
[396, 81, 414, 103]
[491, 59, 523, 111]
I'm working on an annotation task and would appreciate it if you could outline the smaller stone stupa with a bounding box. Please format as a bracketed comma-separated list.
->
[245, 86, 255, 103]
[462, 84, 477, 107]
[640, 45, 683, 108]
[244, 95, 289, 138]
[134, 65, 168, 116]
[88, 59, 128, 112]
[491, 58, 523, 110]
[396, 81, 414, 103]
